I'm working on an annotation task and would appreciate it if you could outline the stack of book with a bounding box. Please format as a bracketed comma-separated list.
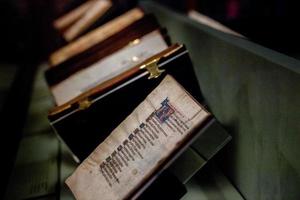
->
[45, 1, 230, 200]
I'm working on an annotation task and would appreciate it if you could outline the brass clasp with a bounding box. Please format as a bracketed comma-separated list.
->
[140, 58, 165, 79]
[78, 99, 92, 110]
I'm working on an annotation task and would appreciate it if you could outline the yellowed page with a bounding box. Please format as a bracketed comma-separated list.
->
[63, 0, 112, 41]
[66, 75, 210, 200]
[50, 8, 144, 66]
[53, 0, 95, 31]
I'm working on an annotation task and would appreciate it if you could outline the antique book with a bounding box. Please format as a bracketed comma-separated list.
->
[63, 0, 113, 41]
[48, 29, 169, 106]
[50, 7, 144, 66]
[66, 75, 211, 200]
[48, 44, 204, 161]
[46, 14, 168, 106]
[53, 0, 138, 43]
[48, 13, 161, 73]
[53, 0, 96, 32]
[188, 10, 244, 38]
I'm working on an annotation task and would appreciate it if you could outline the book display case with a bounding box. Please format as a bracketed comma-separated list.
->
[3, 1, 300, 199]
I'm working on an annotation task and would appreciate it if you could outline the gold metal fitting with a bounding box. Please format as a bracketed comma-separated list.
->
[78, 99, 92, 110]
[140, 58, 165, 79]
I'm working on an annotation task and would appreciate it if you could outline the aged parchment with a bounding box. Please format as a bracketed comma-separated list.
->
[50, 8, 144, 66]
[63, 0, 112, 41]
[66, 75, 210, 200]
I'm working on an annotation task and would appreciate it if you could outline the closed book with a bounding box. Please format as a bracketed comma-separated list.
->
[46, 15, 170, 105]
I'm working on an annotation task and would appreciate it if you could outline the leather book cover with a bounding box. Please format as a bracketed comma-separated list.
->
[48, 44, 204, 161]
[46, 16, 170, 106]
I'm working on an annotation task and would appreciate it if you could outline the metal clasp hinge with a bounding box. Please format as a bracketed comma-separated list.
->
[78, 99, 92, 110]
[140, 58, 165, 79]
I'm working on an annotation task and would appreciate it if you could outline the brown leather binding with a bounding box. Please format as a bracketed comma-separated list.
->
[49, 44, 182, 118]
[45, 14, 165, 87]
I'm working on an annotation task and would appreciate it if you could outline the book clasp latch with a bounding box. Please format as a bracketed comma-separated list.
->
[78, 99, 92, 110]
[140, 58, 165, 79]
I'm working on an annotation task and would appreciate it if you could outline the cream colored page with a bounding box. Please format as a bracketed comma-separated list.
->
[64, 0, 112, 41]
[66, 75, 210, 200]
[53, 0, 95, 30]
[52, 30, 168, 106]
[50, 8, 144, 66]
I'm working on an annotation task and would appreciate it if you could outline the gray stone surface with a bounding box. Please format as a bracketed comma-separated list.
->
[142, 2, 300, 199]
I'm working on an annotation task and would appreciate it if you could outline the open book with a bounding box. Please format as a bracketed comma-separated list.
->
[66, 75, 210, 200]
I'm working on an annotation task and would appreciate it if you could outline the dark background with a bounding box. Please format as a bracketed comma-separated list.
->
[0, 0, 300, 197]
[1, 0, 300, 62]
